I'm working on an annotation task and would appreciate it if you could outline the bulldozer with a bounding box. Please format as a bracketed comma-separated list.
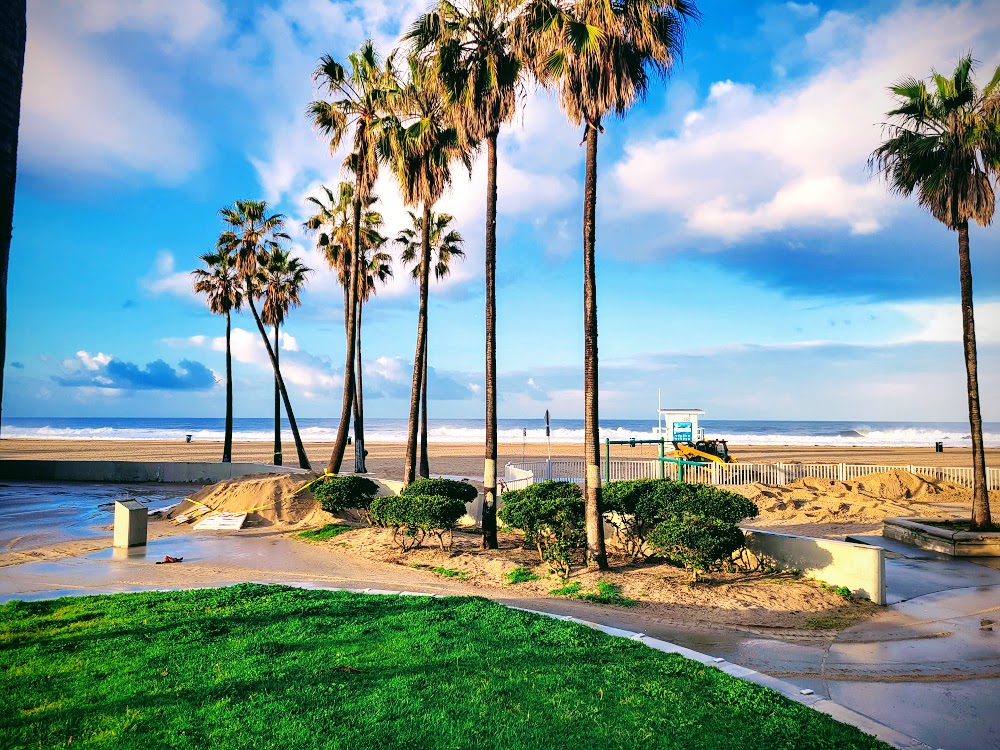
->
[654, 407, 738, 465]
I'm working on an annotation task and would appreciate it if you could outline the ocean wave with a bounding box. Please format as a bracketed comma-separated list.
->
[3, 423, 998, 448]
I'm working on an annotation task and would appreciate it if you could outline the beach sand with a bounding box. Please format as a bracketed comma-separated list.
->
[3, 438, 996, 480]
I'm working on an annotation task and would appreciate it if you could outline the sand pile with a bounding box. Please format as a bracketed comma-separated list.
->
[167, 472, 334, 529]
[736, 469, 985, 525]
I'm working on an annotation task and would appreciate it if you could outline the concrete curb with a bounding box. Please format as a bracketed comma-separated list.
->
[4, 582, 934, 750]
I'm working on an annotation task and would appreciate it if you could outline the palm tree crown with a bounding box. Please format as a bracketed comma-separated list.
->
[257, 248, 310, 329]
[870, 55, 1000, 229]
[396, 210, 465, 281]
[192, 249, 244, 317]
[217, 200, 290, 279]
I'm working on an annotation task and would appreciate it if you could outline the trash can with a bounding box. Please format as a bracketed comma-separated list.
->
[114, 500, 148, 548]
[185, 434, 193, 443]
[935, 441, 943, 453]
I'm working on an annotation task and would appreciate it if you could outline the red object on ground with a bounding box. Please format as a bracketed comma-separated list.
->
[155, 555, 184, 564]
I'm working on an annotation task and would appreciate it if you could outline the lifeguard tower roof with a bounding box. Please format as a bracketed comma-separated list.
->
[658, 408, 704, 414]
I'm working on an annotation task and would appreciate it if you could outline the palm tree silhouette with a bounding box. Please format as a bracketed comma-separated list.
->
[192, 249, 244, 463]
[871, 54, 1000, 530]
[397, 210, 465, 477]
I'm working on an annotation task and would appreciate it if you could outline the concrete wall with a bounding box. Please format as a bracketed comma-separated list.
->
[743, 529, 885, 605]
[0, 460, 308, 484]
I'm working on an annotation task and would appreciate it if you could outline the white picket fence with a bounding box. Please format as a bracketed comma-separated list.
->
[502, 459, 1000, 493]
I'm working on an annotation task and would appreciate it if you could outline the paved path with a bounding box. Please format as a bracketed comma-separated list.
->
[1, 520, 998, 749]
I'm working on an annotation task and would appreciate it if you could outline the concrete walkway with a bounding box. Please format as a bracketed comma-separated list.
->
[1, 519, 998, 749]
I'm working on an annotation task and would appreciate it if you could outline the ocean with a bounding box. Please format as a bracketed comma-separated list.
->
[2, 417, 998, 448]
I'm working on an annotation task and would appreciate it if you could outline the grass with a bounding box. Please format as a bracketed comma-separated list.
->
[296, 523, 352, 541]
[818, 582, 854, 599]
[412, 563, 471, 580]
[549, 581, 639, 608]
[0, 585, 890, 750]
[504, 566, 540, 585]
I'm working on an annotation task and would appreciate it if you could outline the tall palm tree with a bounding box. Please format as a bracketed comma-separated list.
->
[0, 0, 26, 435]
[407, 0, 526, 549]
[870, 54, 1000, 531]
[258, 247, 310, 467]
[192, 250, 244, 463]
[309, 41, 393, 475]
[382, 57, 475, 486]
[305, 182, 386, 473]
[396, 210, 466, 477]
[217, 200, 312, 470]
[522, 0, 698, 569]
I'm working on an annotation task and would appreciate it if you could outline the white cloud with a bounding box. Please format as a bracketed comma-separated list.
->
[21, 5, 202, 182]
[141, 252, 195, 298]
[69, 0, 225, 45]
[281, 332, 299, 351]
[894, 302, 1000, 344]
[611, 0, 1000, 243]
[64, 351, 112, 372]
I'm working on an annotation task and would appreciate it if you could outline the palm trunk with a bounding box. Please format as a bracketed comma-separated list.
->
[328, 197, 361, 474]
[482, 131, 499, 549]
[419, 342, 429, 478]
[273, 324, 282, 465]
[958, 222, 991, 530]
[247, 293, 311, 470]
[0, 1, 26, 436]
[404, 202, 432, 486]
[582, 119, 608, 569]
[223, 311, 233, 463]
[354, 285, 368, 473]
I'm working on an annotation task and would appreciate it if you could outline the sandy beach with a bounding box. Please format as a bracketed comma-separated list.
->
[3, 438, 996, 480]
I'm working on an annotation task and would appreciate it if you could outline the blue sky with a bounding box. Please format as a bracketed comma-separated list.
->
[6, 0, 1000, 422]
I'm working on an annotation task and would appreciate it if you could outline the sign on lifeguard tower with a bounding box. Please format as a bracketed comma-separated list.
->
[654, 408, 705, 445]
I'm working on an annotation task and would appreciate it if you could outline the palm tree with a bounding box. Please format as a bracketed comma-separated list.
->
[258, 247, 310, 467]
[396, 210, 466, 477]
[870, 54, 1000, 531]
[0, 0, 26, 435]
[407, 0, 526, 548]
[381, 57, 475, 486]
[309, 41, 393, 475]
[522, 0, 698, 568]
[305, 182, 386, 473]
[217, 200, 312, 470]
[192, 250, 244, 463]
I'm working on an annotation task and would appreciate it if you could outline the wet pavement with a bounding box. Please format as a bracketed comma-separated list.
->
[1, 482, 999, 750]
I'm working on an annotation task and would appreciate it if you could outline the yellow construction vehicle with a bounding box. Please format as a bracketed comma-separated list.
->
[654, 407, 738, 464]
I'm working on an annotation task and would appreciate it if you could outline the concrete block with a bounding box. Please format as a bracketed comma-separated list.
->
[113, 500, 148, 548]
[742, 529, 885, 605]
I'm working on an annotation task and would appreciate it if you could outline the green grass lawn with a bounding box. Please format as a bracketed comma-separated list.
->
[0, 585, 888, 750]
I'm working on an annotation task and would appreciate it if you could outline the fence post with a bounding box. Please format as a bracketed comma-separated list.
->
[545, 459, 552, 481]
[711, 463, 718, 486]
[658, 438, 665, 479]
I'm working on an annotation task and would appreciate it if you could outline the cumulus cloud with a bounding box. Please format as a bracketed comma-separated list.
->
[611, 0, 1000, 244]
[141, 252, 195, 298]
[894, 302, 1000, 344]
[54, 352, 216, 391]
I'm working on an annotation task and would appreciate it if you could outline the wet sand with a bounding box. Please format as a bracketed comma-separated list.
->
[2, 438, 995, 481]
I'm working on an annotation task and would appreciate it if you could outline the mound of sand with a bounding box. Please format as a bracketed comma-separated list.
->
[167, 472, 334, 529]
[736, 469, 989, 526]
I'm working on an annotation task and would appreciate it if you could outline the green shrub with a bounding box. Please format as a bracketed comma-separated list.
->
[656, 481, 759, 525]
[647, 514, 747, 579]
[401, 478, 478, 503]
[369, 494, 467, 551]
[601, 479, 666, 560]
[296, 523, 352, 541]
[311, 475, 380, 523]
[498, 481, 585, 578]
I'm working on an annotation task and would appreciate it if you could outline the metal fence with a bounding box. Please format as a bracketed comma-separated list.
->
[502, 459, 1000, 493]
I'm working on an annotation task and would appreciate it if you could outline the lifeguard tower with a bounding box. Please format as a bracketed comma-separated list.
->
[654, 406, 735, 464]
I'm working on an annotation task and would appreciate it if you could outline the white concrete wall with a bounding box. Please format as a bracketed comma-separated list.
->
[0, 460, 308, 484]
[743, 529, 886, 605]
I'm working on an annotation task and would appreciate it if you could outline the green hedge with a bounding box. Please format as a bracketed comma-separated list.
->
[498, 481, 585, 578]
[401, 478, 478, 503]
[647, 514, 747, 578]
[369, 494, 468, 551]
[311, 475, 380, 523]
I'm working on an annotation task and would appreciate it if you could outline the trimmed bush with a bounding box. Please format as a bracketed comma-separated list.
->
[601, 479, 665, 560]
[369, 494, 467, 551]
[655, 481, 759, 525]
[312, 475, 380, 523]
[401, 478, 478, 504]
[498, 481, 585, 578]
[647, 514, 747, 579]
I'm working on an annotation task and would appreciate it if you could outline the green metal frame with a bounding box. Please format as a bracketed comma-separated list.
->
[603, 437, 708, 483]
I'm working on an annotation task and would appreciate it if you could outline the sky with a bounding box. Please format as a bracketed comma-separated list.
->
[6, 0, 1000, 423]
